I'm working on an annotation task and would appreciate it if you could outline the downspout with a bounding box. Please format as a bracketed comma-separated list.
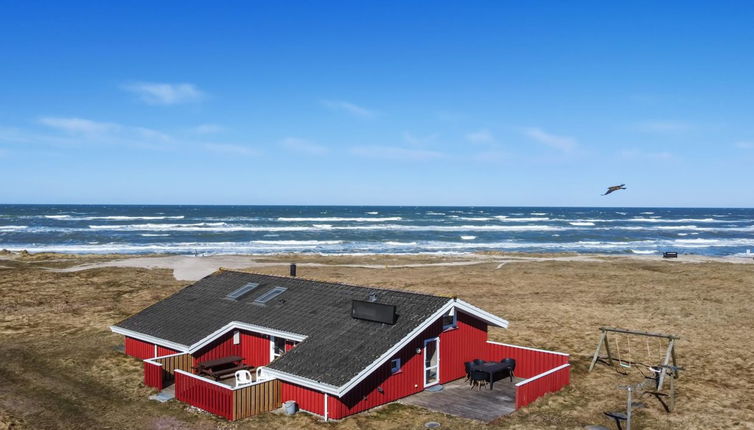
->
[324, 393, 328, 421]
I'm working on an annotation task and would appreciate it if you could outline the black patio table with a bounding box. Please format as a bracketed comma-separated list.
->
[473, 361, 510, 390]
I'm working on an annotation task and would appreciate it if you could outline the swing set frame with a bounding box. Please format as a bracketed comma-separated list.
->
[589, 327, 680, 391]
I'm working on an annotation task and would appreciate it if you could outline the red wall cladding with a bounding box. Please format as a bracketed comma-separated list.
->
[157, 346, 178, 357]
[125, 337, 154, 360]
[194, 331, 242, 364]
[482, 342, 569, 379]
[194, 329, 296, 368]
[281, 382, 325, 416]
[241, 331, 272, 367]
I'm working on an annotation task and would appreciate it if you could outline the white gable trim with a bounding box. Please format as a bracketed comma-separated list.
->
[110, 326, 189, 352]
[187, 321, 307, 354]
[454, 299, 509, 328]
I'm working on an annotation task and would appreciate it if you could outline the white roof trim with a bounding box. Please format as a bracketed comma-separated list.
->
[263, 368, 341, 395]
[187, 321, 307, 353]
[454, 299, 509, 328]
[110, 326, 189, 352]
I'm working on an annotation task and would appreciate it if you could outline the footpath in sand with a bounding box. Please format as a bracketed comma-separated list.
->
[45, 252, 754, 280]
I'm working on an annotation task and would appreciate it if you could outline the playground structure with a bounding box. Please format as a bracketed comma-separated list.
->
[589, 327, 682, 430]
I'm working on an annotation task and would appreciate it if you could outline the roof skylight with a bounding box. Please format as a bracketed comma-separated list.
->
[226, 282, 260, 300]
[254, 286, 287, 304]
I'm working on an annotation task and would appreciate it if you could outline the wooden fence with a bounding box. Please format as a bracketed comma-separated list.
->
[174, 369, 281, 420]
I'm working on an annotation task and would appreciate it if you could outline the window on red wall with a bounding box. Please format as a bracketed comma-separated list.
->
[271, 336, 286, 361]
[442, 308, 457, 331]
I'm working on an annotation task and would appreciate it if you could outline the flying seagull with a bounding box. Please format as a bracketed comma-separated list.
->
[602, 184, 626, 196]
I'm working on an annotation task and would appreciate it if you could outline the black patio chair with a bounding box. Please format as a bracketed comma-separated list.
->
[469, 369, 489, 390]
[500, 358, 516, 375]
[463, 361, 474, 384]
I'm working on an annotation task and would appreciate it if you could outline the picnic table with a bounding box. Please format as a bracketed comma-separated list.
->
[194, 355, 252, 381]
[472, 361, 513, 390]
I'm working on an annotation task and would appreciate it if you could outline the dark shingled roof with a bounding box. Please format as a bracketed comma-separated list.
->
[115, 271, 450, 388]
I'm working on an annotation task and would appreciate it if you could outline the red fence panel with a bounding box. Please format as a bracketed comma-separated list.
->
[144, 360, 164, 389]
[515, 364, 570, 409]
[484, 342, 569, 379]
[175, 370, 234, 420]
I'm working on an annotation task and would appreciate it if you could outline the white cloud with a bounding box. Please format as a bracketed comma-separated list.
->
[350, 145, 444, 161]
[735, 141, 754, 149]
[466, 129, 495, 144]
[321, 100, 376, 118]
[279, 137, 327, 155]
[36, 117, 173, 148]
[403, 132, 438, 146]
[635, 121, 690, 133]
[204, 143, 259, 156]
[122, 82, 205, 105]
[191, 124, 225, 134]
[523, 127, 577, 152]
[38, 117, 119, 135]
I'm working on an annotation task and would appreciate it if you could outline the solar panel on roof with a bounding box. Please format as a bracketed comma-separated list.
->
[254, 286, 287, 304]
[225, 282, 259, 300]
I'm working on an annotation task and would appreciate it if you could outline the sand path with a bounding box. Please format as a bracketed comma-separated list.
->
[41, 252, 752, 281]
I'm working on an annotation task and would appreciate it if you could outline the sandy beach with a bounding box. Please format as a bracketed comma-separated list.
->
[1, 251, 753, 429]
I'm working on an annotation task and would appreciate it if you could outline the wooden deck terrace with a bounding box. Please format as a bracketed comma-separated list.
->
[398, 377, 523, 422]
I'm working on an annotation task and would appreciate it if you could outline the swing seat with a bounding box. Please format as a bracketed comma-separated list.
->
[604, 411, 628, 430]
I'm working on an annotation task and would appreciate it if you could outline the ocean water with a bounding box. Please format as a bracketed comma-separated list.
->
[1, 205, 753, 256]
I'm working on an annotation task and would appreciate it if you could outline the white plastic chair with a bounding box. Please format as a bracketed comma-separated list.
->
[235, 370, 253, 387]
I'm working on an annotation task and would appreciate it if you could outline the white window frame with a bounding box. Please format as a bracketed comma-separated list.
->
[442, 308, 457, 331]
[233, 330, 240, 345]
[270, 335, 286, 362]
[390, 358, 401, 374]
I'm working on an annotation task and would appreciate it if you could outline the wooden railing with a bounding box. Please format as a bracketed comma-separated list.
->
[174, 369, 281, 420]
[515, 363, 571, 409]
[155, 352, 193, 374]
[143, 352, 193, 390]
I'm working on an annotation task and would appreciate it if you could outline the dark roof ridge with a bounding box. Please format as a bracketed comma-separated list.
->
[216, 269, 454, 300]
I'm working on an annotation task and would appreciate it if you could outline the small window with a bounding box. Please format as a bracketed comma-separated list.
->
[442, 308, 457, 331]
[233, 330, 240, 345]
[390, 358, 402, 374]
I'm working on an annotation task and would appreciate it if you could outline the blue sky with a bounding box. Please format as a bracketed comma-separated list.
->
[1, 1, 753, 206]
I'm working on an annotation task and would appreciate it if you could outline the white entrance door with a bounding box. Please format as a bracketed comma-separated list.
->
[423, 337, 440, 387]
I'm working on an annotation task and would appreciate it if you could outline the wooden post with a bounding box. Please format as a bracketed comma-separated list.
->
[589, 331, 607, 372]
[626, 386, 633, 430]
[658, 339, 674, 390]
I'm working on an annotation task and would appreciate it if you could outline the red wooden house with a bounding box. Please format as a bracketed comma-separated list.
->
[111, 270, 570, 421]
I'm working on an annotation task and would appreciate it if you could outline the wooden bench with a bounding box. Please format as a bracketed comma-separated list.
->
[203, 364, 252, 381]
[194, 355, 253, 381]
[663, 252, 678, 258]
